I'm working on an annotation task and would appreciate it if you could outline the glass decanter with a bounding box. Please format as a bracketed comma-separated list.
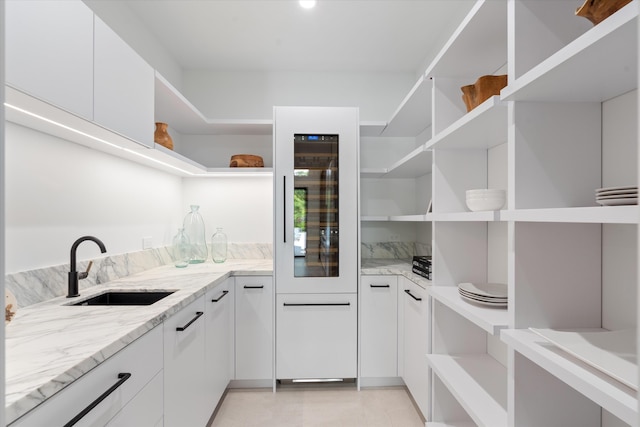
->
[183, 205, 208, 263]
[211, 227, 228, 263]
[171, 228, 191, 268]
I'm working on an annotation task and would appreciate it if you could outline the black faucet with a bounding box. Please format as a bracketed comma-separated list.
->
[67, 236, 107, 298]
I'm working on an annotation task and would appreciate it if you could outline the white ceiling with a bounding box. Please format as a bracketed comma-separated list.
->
[123, 0, 476, 74]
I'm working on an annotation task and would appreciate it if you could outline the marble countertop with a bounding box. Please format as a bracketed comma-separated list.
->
[361, 258, 431, 289]
[5, 257, 426, 423]
[5, 259, 272, 424]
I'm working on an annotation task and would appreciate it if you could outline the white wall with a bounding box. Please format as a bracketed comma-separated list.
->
[181, 177, 273, 244]
[182, 70, 415, 122]
[4, 123, 184, 273]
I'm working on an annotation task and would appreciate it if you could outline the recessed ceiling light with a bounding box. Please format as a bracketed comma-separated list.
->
[299, 0, 316, 9]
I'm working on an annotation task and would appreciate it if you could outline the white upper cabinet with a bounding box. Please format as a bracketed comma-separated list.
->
[6, 0, 94, 120]
[94, 17, 155, 148]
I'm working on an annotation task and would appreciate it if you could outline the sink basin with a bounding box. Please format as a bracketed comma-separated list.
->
[69, 291, 175, 306]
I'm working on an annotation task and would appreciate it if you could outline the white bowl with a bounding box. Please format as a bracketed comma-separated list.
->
[465, 194, 505, 200]
[466, 189, 505, 196]
[466, 196, 505, 211]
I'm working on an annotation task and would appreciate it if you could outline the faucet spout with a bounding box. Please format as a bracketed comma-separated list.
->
[67, 236, 107, 298]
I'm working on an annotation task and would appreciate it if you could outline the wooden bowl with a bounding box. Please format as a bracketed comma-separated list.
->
[461, 75, 508, 112]
[229, 154, 264, 167]
[576, 0, 632, 25]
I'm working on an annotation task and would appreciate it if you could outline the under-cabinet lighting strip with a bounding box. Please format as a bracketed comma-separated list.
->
[4, 102, 196, 176]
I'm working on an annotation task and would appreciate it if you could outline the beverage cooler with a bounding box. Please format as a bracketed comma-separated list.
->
[273, 106, 359, 381]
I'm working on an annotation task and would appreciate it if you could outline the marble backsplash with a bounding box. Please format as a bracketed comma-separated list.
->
[7, 242, 424, 308]
[361, 241, 431, 259]
[5, 243, 273, 309]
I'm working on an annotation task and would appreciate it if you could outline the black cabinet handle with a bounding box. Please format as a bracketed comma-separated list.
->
[404, 289, 422, 301]
[283, 302, 351, 307]
[211, 290, 229, 302]
[370, 284, 390, 288]
[63, 373, 131, 427]
[176, 311, 204, 331]
[244, 285, 264, 289]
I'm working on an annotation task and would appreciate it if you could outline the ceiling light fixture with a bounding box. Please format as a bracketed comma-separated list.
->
[299, 0, 316, 9]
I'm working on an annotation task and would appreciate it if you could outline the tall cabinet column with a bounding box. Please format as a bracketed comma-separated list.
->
[273, 106, 360, 381]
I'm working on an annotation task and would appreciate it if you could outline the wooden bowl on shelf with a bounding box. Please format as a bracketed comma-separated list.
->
[461, 74, 508, 113]
[229, 154, 264, 167]
[576, 0, 632, 26]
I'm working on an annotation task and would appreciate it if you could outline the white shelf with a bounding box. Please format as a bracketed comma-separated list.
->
[501, 206, 638, 224]
[381, 75, 432, 137]
[427, 423, 476, 427]
[155, 72, 272, 135]
[384, 144, 433, 178]
[389, 214, 429, 222]
[501, 2, 638, 102]
[427, 354, 507, 427]
[427, 96, 507, 150]
[432, 211, 501, 222]
[360, 215, 390, 222]
[155, 72, 386, 137]
[428, 286, 508, 336]
[426, 0, 507, 78]
[360, 168, 388, 178]
[501, 329, 637, 426]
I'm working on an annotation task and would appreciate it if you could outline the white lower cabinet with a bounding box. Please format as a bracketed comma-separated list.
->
[9, 326, 163, 427]
[205, 278, 234, 404]
[360, 275, 398, 378]
[276, 293, 358, 380]
[235, 276, 273, 381]
[401, 276, 430, 419]
[163, 295, 209, 427]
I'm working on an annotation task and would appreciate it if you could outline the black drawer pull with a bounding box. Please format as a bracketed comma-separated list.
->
[63, 372, 131, 427]
[283, 302, 351, 307]
[244, 285, 264, 289]
[370, 284, 390, 288]
[404, 289, 422, 301]
[176, 311, 204, 331]
[211, 290, 229, 302]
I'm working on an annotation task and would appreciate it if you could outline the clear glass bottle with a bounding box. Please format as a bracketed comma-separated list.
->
[211, 227, 228, 263]
[171, 228, 191, 268]
[183, 205, 208, 263]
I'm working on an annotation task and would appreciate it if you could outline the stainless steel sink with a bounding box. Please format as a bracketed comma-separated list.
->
[69, 291, 175, 306]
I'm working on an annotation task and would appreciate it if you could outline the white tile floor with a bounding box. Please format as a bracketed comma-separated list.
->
[209, 386, 425, 427]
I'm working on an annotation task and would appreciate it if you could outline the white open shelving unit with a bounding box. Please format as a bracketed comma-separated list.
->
[408, 0, 640, 425]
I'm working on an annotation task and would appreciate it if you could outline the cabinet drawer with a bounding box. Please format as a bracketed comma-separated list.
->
[10, 326, 163, 427]
[276, 293, 357, 379]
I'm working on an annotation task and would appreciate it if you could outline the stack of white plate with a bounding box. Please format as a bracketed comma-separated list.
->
[458, 282, 507, 307]
[596, 186, 637, 206]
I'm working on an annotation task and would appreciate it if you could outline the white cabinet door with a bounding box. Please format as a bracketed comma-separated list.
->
[402, 277, 430, 419]
[205, 278, 234, 405]
[235, 276, 273, 381]
[6, 0, 94, 120]
[360, 275, 398, 378]
[10, 327, 163, 427]
[276, 293, 357, 380]
[94, 17, 154, 147]
[273, 106, 360, 294]
[163, 295, 209, 427]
